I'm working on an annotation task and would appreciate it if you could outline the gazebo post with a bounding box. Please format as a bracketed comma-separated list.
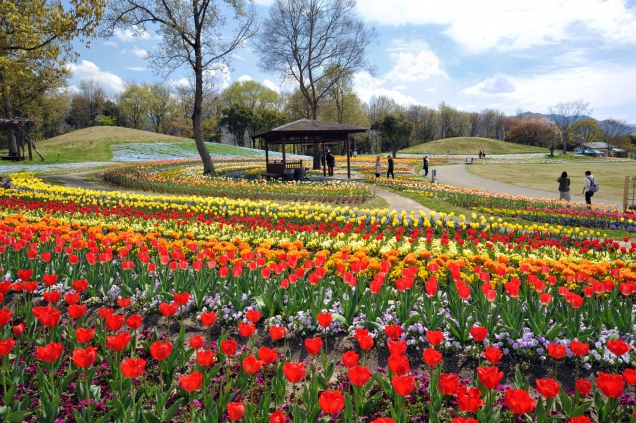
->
[346, 133, 351, 179]
[282, 135, 286, 165]
[322, 141, 326, 176]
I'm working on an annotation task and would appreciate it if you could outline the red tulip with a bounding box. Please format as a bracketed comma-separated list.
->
[452, 418, 478, 423]
[201, 311, 217, 326]
[0, 308, 13, 326]
[238, 322, 256, 338]
[304, 337, 323, 355]
[607, 339, 631, 356]
[456, 385, 484, 413]
[12, 323, 24, 336]
[117, 298, 132, 308]
[349, 365, 372, 386]
[159, 303, 178, 317]
[68, 304, 87, 319]
[540, 293, 552, 305]
[570, 340, 589, 356]
[387, 340, 407, 357]
[423, 348, 442, 367]
[342, 350, 359, 368]
[179, 371, 203, 392]
[106, 332, 132, 351]
[371, 419, 397, 423]
[388, 355, 410, 376]
[42, 274, 59, 286]
[196, 350, 215, 367]
[358, 335, 374, 350]
[317, 312, 333, 328]
[483, 346, 504, 364]
[37, 342, 63, 363]
[221, 339, 237, 356]
[99, 308, 114, 319]
[623, 368, 636, 386]
[547, 343, 566, 360]
[575, 379, 592, 395]
[43, 291, 61, 303]
[392, 375, 415, 396]
[245, 309, 262, 323]
[72, 347, 97, 368]
[596, 372, 625, 398]
[258, 346, 277, 365]
[242, 355, 264, 375]
[173, 292, 190, 306]
[438, 373, 460, 395]
[0, 338, 16, 356]
[426, 330, 444, 346]
[504, 388, 536, 414]
[469, 326, 488, 342]
[385, 324, 403, 340]
[535, 378, 560, 399]
[34, 306, 60, 327]
[269, 410, 285, 423]
[150, 341, 173, 361]
[126, 314, 142, 329]
[570, 417, 592, 423]
[76, 327, 95, 343]
[269, 325, 286, 341]
[477, 366, 503, 390]
[282, 362, 306, 383]
[189, 335, 204, 350]
[72, 279, 89, 292]
[318, 390, 345, 415]
[227, 402, 246, 421]
[105, 314, 126, 331]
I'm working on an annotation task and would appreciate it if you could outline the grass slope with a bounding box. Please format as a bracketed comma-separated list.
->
[3, 127, 261, 164]
[400, 137, 549, 155]
[468, 161, 635, 202]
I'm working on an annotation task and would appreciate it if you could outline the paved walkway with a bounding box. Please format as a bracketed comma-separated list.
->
[431, 165, 620, 207]
[46, 172, 116, 192]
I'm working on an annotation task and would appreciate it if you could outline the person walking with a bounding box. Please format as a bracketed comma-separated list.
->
[387, 155, 394, 179]
[423, 156, 429, 176]
[582, 170, 595, 207]
[557, 171, 571, 201]
[374, 156, 382, 178]
[326, 151, 335, 176]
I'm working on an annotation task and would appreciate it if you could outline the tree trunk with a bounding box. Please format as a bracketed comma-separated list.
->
[1, 74, 18, 156]
[193, 53, 214, 174]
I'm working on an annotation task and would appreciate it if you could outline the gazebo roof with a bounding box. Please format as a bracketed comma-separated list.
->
[0, 118, 36, 130]
[251, 118, 367, 140]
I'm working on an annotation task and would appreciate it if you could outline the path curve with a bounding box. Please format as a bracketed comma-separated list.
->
[432, 164, 620, 207]
[46, 172, 116, 192]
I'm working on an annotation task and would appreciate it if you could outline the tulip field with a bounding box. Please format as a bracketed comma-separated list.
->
[1, 169, 636, 423]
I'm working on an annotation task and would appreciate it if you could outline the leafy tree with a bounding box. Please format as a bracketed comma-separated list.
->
[66, 79, 108, 129]
[599, 118, 632, 156]
[220, 104, 256, 147]
[222, 80, 281, 111]
[102, 0, 258, 174]
[572, 118, 599, 150]
[548, 99, 591, 154]
[256, 0, 375, 168]
[371, 113, 413, 158]
[118, 84, 149, 130]
[507, 117, 554, 147]
[145, 82, 178, 133]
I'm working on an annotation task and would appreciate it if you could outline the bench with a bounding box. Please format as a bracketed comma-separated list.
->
[261, 160, 306, 181]
[260, 172, 285, 181]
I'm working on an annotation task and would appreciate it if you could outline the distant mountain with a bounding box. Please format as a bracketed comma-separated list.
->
[521, 112, 635, 132]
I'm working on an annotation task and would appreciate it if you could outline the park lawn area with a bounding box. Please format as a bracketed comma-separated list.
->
[400, 136, 549, 155]
[467, 161, 636, 202]
[1, 126, 265, 165]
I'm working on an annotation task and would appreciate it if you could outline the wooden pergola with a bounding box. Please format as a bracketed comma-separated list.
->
[0, 118, 43, 161]
[251, 118, 367, 179]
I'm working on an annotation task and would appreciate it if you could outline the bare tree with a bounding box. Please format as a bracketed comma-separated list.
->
[255, 0, 375, 167]
[101, 0, 258, 174]
[547, 99, 591, 155]
[599, 118, 632, 156]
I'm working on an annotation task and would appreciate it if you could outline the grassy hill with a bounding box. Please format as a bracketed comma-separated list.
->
[4, 127, 263, 164]
[400, 137, 550, 155]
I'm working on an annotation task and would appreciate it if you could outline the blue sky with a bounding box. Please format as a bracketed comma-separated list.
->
[69, 0, 636, 122]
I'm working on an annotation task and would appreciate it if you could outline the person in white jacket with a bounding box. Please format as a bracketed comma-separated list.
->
[582, 170, 595, 207]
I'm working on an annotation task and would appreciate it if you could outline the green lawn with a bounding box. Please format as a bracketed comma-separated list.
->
[400, 137, 549, 155]
[468, 161, 636, 201]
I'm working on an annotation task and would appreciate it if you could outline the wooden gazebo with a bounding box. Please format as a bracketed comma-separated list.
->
[250, 118, 367, 179]
[0, 118, 43, 161]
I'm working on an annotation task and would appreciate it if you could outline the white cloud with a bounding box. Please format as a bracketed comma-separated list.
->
[357, 0, 636, 53]
[263, 79, 280, 93]
[460, 73, 516, 96]
[231, 54, 245, 61]
[126, 67, 146, 71]
[104, 41, 118, 47]
[385, 49, 448, 82]
[238, 75, 253, 82]
[114, 26, 152, 42]
[459, 64, 636, 117]
[354, 71, 420, 106]
[131, 46, 147, 58]
[66, 60, 125, 93]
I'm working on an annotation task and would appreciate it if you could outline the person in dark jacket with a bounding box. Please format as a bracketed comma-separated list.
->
[387, 155, 394, 179]
[326, 152, 335, 176]
[557, 171, 571, 201]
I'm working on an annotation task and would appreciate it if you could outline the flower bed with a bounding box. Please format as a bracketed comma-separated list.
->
[1, 173, 636, 421]
[102, 160, 373, 204]
[367, 177, 636, 232]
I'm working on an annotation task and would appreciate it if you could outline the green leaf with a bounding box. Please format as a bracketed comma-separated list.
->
[332, 313, 347, 324]
[142, 411, 161, 423]
[71, 410, 87, 423]
[5, 411, 32, 423]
